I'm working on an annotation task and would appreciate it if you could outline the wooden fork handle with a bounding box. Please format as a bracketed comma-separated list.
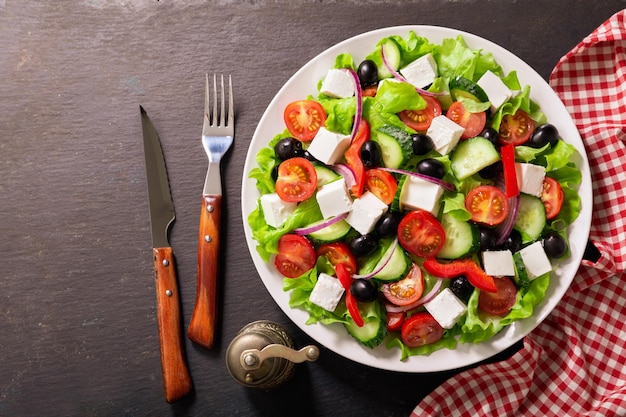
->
[188, 194, 221, 349]
[153, 247, 193, 402]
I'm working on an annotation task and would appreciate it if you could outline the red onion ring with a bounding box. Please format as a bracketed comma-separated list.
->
[331, 163, 356, 189]
[352, 238, 399, 280]
[380, 47, 448, 97]
[380, 167, 456, 192]
[344, 68, 363, 145]
[494, 194, 521, 246]
[384, 277, 444, 313]
[293, 212, 349, 236]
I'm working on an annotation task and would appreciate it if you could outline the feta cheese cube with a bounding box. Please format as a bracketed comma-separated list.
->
[399, 53, 438, 89]
[424, 288, 468, 329]
[308, 273, 345, 312]
[426, 115, 465, 155]
[346, 191, 388, 235]
[260, 193, 297, 228]
[399, 176, 444, 215]
[482, 250, 515, 277]
[515, 163, 546, 197]
[306, 127, 351, 165]
[477, 70, 513, 113]
[316, 178, 353, 219]
[519, 241, 553, 279]
[320, 68, 355, 99]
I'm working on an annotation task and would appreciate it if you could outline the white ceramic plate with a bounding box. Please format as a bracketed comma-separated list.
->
[241, 26, 592, 372]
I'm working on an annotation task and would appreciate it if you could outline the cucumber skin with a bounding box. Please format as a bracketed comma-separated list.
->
[344, 300, 388, 349]
[375, 125, 414, 169]
[437, 214, 479, 259]
[514, 194, 547, 242]
[308, 219, 351, 243]
[449, 76, 489, 103]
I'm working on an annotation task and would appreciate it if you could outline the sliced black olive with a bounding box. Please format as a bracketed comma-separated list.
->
[416, 158, 445, 179]
[274, 137, 303, 160]
[350, 279, 378, 302]
[357, 60, 378, 87]
[360, 140, 383, 168]
[411, 133, 434, 155]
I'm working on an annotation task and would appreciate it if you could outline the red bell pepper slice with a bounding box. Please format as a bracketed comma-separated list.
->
[336, 263, 364, 327]
[500, 144, 519, 198]
[344, 119, 370, 198]
[422, 258, 497, 293]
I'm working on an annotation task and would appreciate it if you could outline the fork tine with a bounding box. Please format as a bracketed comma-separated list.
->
[219, 74, 225, 127]
[212, 74, 218, 126]
[227, 75, 234, 128]
[204, 73, 211, 126]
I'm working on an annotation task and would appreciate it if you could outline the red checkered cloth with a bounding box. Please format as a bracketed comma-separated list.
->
[412, 10, 626, 417]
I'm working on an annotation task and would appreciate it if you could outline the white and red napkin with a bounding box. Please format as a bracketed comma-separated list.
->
[413, 9, 626, 416]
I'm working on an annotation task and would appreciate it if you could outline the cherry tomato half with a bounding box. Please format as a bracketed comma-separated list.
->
[397, 210, 446, 258]
[398, 95, 442, 132]
[317, 242, 357, 275]
[465, 185, 509, 226]
[446, 101, 487, 139]
[401, 312, 444, 348]
[386, 311, 406, 332]
[541, 177, 564, 220]
[274, 234, 316, 278]
[499, 109, 534, 146]
[381, 263, 424, 306]
[275, 157, 317, 203]
[283, 100, 327, 142]
[478, 277, 518, 316]
[365, 168, 398, 205]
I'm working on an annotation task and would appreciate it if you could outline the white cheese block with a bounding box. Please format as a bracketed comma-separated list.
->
[399, 53, 438, 89]
[424, 288, 468, 329]
[477, 70, 513, 113]
[308, 273, 345, 312]
[260, 192, 297, 228]
[426, 115, 465, 155]
[320, 68, 355, 99]
[399, 176, 444, 215]
[306, 127, 351, 165]
[515, 163, 546, 198]
[482, 250, 515, 277]
[519, 241, 553, 279]
[346, 191, 388, 235]
[316, 178, 353, 219]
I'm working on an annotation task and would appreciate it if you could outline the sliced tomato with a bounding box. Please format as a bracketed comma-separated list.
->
[541, 177, 564, 220]
[499, 109, 534, 146]
[386, 311, 406, 332]
[478, 277, 518, 316]
[317, 242, 357, 275]
[275, 157, 317, 202]
[422, 257, 497, 293]
[397, 210, 446, 258]
[500, 144, 519, 198]
[398, 95, 442, 132]
[362, 85, 378, 97]
[465, 185, 509, 226]
[365, 168, 398, 205]
[381, 263, 424, 306]
[283, 100, 326, 142]
[400, 312, 444, 348]
[344, 119, 370, 198]
[274, 234, 316, 278]
[446, 101, 487, 139]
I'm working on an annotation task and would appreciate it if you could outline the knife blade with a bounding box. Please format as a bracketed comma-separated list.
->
[140, 105, 193, 403]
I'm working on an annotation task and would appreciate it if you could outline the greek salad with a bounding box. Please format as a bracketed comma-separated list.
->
[247, 31, 582, 359]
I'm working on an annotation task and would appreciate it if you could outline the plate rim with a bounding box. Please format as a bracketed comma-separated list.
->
[241, 25, 593, 373]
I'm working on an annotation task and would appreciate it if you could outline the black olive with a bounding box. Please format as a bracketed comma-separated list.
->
[479, 160, 503, 180]
[271, 165, 279, 182]
[543, 231, 567, 258]
[411, 133, 434, 155]
[349, 234, 379, 258]
[479, 227, 498, 251]
[360, 140, 383, 168]
[416, 158, 445, 179]
[528, 124, 559, 148]
[449, 275, 474, 303]
[375, 212, 403, 238]
[499, 229, 522, 253]
[357, 60, 378, 87]
[274, 137, 303, 160]
[480, 127, 500, 147]
[350, 279, 378, 302]
[302, 150, 319, 162]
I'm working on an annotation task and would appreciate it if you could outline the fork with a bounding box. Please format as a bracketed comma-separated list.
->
[188, 74, 234, 349]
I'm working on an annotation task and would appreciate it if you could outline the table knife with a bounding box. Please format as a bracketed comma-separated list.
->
[140, 105, 193, 403]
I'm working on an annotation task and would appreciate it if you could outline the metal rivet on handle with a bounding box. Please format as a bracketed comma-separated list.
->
[165, 290, 173, 297]
[206, 204, 214, 213]
[205, 235, 212, 243]
[162, 259, 169, 266]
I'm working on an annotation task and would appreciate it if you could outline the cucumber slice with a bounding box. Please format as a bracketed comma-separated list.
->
[450, 136, 501, 180]
[437, 213, 479, 259]
[514, 194, 546, 242]
[512, 252, 532, 293]
[344, 300, 387, 349]
[366, 38, 401, 80]
[314, 164, 341, 187]
[375, 125, 414, 168]
[373, 240, 410, 281]
[308, 219, 351, 243]
[449, 76, 489, 103]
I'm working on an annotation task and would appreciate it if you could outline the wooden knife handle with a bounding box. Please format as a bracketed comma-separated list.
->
[153, 247, 193, 403]
[188, 194, 221, 349]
